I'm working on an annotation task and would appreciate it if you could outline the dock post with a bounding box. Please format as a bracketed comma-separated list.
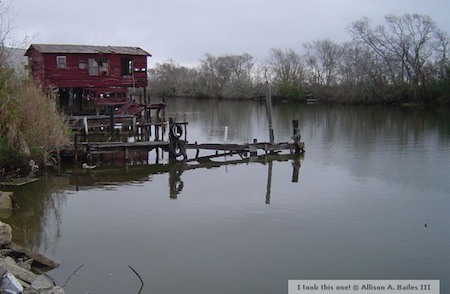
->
[148, 114, 152, 139]
[195, 141, 199, 158]
[109, 105, 115, 135]
[265, 81, 275, 144]
[74, 133, 78, 165]
[124, 147, 129, 163]
[155, 124, 159, 141]
[250, 138, 258, 156]
[183, 113, 187, 142]
[83, 116, 88, 136]
[168, 118, 175, 160]
[292, 119, 303, 154]
[224, 126, 228, 142]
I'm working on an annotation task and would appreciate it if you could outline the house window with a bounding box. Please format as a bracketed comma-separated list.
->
[88, 59, 98, 76]
[79, 61, 87, 69]
[88, 58, 109, 76]
[57, 56, 66, 69]
[121, 58, 133, 76]
[98, 59, 109, 76]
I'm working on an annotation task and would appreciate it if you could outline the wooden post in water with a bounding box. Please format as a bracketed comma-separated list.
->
[74, 133, 78, 165]
[265, 81, 275, 144]
[183, 113, 187, 142]
[292, 119, 303, 154]
[124, 147, 129, 163]
[109, 105, 115, 135]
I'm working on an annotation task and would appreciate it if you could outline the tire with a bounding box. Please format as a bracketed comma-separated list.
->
[171, 124, 183, 139]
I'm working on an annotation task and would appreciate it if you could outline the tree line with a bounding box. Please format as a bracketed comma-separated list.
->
[148, 13, 450, 104]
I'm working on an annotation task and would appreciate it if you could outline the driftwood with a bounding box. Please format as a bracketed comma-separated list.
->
[9, 242, 60, 269]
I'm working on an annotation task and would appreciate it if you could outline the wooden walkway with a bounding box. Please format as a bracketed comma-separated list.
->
[57, 116, 305, 164]
[185, 141, 304, 154]
[70, 140, 303, 161]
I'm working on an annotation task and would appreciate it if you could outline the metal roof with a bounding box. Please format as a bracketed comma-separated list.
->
[25, 44, 151, 56]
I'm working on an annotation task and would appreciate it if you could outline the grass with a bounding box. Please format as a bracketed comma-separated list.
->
[0, 66, 70, 173]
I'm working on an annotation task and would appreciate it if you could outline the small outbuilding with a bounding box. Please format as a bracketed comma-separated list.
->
[25, 44, 151, 114]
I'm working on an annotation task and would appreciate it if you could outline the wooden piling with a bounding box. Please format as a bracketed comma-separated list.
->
[124, 147, 129, 162]
[183, 113, 187, 142]
[109, 105, 114, 135]
[74, 133, 78, 165]
[292, 119, 303, 154]
[265, 82, 275, 144]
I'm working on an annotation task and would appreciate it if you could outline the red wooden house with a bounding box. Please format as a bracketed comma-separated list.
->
[25, 44, 151, 114]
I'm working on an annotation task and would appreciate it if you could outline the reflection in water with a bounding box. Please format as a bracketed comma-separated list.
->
[69, 151, 304, 201]
[291, 155, 301, 183]
[0, 175, 68, 252]
[3, 100, 449, 294]
[265, 161, 272, 204]
[1, 151, 303, 257]
[168, 160, 185, 199]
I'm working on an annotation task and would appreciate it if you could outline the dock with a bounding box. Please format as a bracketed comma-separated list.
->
[56, 88, 305, 166]
[57, 115, 305, 166]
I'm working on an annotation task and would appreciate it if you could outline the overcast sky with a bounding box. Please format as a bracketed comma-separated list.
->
[9, 0, 450, 66]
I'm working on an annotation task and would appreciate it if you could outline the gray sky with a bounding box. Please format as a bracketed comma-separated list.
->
[10, 0, 450, 66]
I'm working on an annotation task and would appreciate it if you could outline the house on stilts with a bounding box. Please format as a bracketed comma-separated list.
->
[24, 44, 152, 115]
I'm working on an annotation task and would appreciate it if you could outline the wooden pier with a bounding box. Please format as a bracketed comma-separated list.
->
[70, 139, 304, 163]
[57, 87, 305, 166]
[58, 115, 305, 166]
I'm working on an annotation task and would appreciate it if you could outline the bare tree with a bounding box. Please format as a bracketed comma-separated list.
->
[267, 48, 305, 98]
[0, 1, 15, 68]
[304, 39, 341, 86]
[337, 41, 386, 101]
[148, 59, 200, 97]
[197, 53, 256, 98]
[349, 13, 448, 101]
[433, 30, 450, 80]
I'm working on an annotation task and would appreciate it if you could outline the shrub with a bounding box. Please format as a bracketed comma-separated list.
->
[0, 67, 70, 171]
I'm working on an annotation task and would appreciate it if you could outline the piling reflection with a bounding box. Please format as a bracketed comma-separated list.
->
[69, 152, 304, 201]
[1, 152, 303, 252]
[168, 160, 185, 199]
[265, 161, 273, 204]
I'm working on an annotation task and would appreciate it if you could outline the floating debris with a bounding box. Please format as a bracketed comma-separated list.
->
[0, 178, 39, 187]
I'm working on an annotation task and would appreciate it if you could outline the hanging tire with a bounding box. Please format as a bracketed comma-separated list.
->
[171, 124, 183, 139]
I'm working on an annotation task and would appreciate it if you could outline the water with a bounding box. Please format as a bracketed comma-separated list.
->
[3, 99, 449, 293]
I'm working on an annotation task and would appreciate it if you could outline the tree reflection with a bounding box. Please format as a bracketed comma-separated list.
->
[0, 174, 68, 252]
[0, 151, 304, 254]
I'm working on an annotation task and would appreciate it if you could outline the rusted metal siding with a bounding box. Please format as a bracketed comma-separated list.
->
[25, 44, 150, 91]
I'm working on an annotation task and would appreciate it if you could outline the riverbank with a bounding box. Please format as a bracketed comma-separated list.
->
[0, 221, 63, 293]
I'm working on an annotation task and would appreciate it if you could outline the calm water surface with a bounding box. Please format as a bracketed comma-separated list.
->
[3, 99, 449, 293]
